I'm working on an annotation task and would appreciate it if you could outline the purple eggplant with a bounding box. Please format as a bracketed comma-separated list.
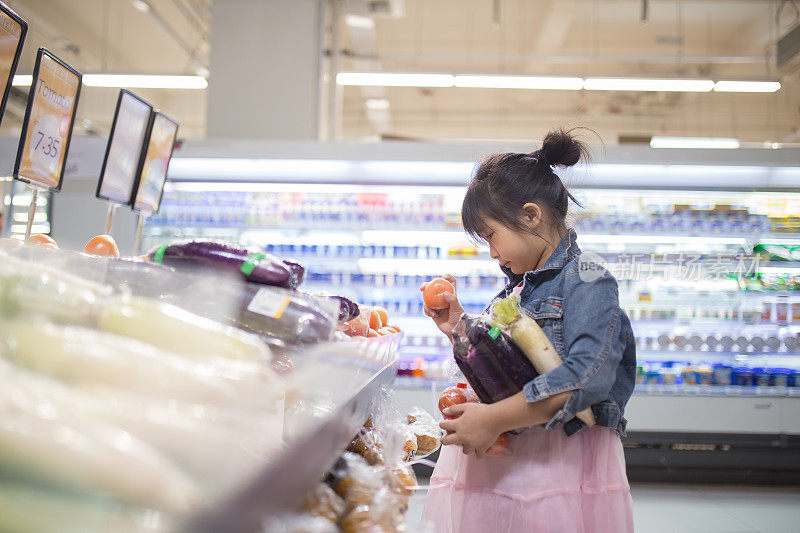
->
[298, 291, 359, 323]
[148, 241, 292, 287]
[450, 315, 540, 404]
[282, 260, 305, 288]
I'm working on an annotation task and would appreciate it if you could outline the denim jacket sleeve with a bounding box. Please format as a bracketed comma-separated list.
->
[522, 268, 625, 430]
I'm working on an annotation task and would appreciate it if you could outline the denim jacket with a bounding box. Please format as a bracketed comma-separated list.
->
[491, 229, 637, 437]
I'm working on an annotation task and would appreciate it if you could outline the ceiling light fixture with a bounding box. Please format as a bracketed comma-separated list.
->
[584, 78, 714, 92]
[11, 74, 32, 86]
[336, 72, 454, 87]
[454, 75, 583, 90]
[12, 73, 207, 89]
[713, 81, 781, 93]
[337, 73, 778, 94]
[650, 137, 740, 149]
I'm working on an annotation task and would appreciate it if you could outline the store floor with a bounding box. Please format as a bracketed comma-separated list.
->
[406, 482, 800, 532]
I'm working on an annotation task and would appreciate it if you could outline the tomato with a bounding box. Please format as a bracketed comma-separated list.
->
[485, 432, 508, 456]
[423, 277, 454, 310]
[373, 306, 389, 327]
[367, 328, 379, 337]
[438, 385, 477, 419]
[27, 234, 58, 248]
[368, 309, 384, 330]
[84, 235, 120, 257]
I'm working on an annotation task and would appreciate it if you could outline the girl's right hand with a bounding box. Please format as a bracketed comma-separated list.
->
[420, 274, 465, 340]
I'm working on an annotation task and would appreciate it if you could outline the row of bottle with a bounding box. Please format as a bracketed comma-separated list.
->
[303, 271, 506, 291]
[151, 191, 448, 229]
[624, 301, 800, 324]
[636, 362, 800, 387]
[265, 243, 450, 260]
[574, 211, 774, 235]
[638, 333, 800, 353]
[150, 190, 799, 235]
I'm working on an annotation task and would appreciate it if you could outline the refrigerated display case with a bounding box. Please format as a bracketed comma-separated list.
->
[138, 154, 800, 484]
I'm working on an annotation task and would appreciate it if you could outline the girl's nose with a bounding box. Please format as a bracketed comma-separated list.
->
[489, 246, 499, 260]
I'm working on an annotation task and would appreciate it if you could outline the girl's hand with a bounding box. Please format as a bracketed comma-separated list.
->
[439, 403, 504, 459]
[420, 274, 465, 340]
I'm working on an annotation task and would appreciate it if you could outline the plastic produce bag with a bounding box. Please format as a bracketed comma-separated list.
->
[196, 283, 340, 345]
[452, 314, 539, 404]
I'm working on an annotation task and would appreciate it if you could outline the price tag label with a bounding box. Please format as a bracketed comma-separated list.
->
[248, 289, 292, 319]
[14, 49, 80, 190]
[29, 113, 61, 178]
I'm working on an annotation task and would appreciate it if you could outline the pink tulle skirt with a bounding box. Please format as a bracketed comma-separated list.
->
[422, 426, 634, 533]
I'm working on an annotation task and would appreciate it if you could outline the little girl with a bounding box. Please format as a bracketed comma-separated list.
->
[420, 128, 636, 533]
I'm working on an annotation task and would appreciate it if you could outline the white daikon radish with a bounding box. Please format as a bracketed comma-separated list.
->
[493, 296, 596, 427]
[0, 392, 200, 515]
[0, 321, 280, 412]
[98, 295, 270, 361]
[0, 359, 281, 495]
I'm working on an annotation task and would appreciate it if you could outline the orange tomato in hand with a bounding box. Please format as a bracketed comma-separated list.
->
[367, 328, 379, 337]
[84, 235, 120, 257]
[423, 277, 454, 310]
[27, 234, 58, 248]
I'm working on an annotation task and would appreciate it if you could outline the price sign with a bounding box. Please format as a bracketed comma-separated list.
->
[14, 48, 81, 191]
[97, 89, 153, 204]
[0, 2, 26, 127]
[132, 112, 178, 213]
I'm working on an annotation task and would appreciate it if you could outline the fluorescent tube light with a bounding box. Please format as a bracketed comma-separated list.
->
[336, 72, 454, 87]
[13, 73, 207, 89]
[454, 75, 583, 90]
[650, 137, 740, 149]
[345, 15, 375, 29]
[12, 74, 32, 86]
[83, 74, 207, 89]
[714, 81, 781, 93]
[584, 78, 714, 92]
[365, 98, 390, 110]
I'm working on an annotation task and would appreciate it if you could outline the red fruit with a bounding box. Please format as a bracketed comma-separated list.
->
[485, 432, 508, 456]
[84, 235, 119, 257]
[423, 277, 454, 310]
[28, 234, 58, 248]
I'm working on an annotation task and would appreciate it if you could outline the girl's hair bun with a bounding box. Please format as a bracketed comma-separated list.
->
[536, 127, 588, 168]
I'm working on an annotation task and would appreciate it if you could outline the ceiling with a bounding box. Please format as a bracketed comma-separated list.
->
[0, 0, 798, 146]
[1, 0, 210, 139]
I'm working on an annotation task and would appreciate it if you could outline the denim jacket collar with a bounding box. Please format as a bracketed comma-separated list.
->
[501, 229, 580, 285]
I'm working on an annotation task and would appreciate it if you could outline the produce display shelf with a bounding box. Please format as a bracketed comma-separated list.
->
[186, 335, 401, 532]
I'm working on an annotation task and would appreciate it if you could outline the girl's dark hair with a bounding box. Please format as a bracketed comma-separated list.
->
[462, 127, 589, 242]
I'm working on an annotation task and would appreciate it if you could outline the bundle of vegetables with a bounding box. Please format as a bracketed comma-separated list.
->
[450, 314, 539, 404]
[147, 240, 304, 289]
[492, 295, 596, 427]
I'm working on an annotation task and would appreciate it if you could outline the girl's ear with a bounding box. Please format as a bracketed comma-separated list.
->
[522, 202, 542, 230]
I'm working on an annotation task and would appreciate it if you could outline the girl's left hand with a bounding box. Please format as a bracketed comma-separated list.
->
[439, 403, 504, 459]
